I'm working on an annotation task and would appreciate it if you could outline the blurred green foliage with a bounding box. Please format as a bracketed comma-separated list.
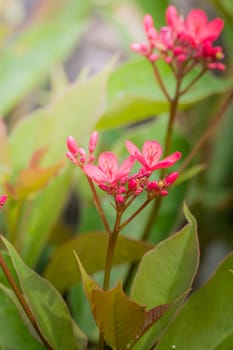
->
[0, 0, 232, 349]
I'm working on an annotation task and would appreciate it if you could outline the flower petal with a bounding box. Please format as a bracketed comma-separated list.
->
[115, 156, 135, 181]
[166, 5, 184, 33]
[142, 141, 162, 168]
[199, 18, 224, 42]
[186, 9, 208, 34]
[98, 152, 118, 179]
[84, 164, 108, 184]
[152, 151, 182, 170]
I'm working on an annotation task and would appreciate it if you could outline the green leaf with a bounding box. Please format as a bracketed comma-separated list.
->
[175, 164, 206, 186]
[136, 0, 168, 27]
[156, 252, 233, 350]
[97, 58, 233, 129]
[8, 60, 113, 267]
[0, 286, 44, 350]
[92, 282, 146, 350]
[0, 6, 88, 115]
[130, 204, 199, 349]
[1, 236, 87, 350]
[45, 231, 153, 293]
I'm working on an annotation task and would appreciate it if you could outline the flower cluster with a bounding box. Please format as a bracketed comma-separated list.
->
[131, 5, 224, 72]
[66, 131, 98, 166]
[66, 132, 181, 203]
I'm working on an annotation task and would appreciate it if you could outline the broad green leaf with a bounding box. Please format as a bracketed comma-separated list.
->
[92, 282, 146, 350]
[0, 287, 44, 350]
[130, 204, 199, 349]
[0, 5, 88, 115]
[45, 231, 153, 293]
[8, 60, 113, 267]
[1, 236, 87, 350]
[97, 58, 233, 129]
[156, 252, 233, 350]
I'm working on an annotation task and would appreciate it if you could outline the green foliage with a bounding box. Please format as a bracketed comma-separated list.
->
[1, 236, 87, 350]
[0, 3, 89, 115]
[130, 204, 199, 349]
[0, 287, 44, 350]
[156, 252, 233, 350]
[97, 58, 233, 129]
[0, 1, 232, 349]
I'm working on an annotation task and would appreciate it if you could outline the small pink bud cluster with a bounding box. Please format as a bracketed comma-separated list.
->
[66, 131, 98, 167]
[132, 5, 225, 72]
[0, 195, 7, 209]
[147, 171, 179, 197]
[68, 132, 182, 204]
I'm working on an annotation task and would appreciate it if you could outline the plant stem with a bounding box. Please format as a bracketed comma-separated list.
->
[86, 176, 111, 235]
[98, 210, 122, 350]
[151, 61, 171, 103]
[0, 252, 53, 350]
[102, 212, 121, 291]
[140, 196, 163, 242]
[141, 78, 182, 241]
[179, 88, 233, 172]
[179, 68, 206, 97]
[119, 198, 151, 232]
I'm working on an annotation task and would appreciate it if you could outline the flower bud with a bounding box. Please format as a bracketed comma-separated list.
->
[89, 131, 98, 153]
[66, 136, 78, 155]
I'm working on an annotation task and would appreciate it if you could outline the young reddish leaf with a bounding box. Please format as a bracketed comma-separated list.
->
[73, 250, 100, 302]
[29, 146, 48, 168]
[92, 282, 146, 350]
[141, 303, 171, 336]
[73, 250, 171, 349]
[45, 232, 153, 293]
[5, 159, 64, 200]
[17, 161, 64, 198]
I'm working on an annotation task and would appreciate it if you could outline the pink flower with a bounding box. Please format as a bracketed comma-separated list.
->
[84, 152, 135, 187]
[166, 6, 224, 45]
[125, 140, 181, 173]
[131, 5, 224, 71]
[0, 195, 7, 209]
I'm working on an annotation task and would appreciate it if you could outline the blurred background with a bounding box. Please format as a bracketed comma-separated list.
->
[0, 0, 232, 344]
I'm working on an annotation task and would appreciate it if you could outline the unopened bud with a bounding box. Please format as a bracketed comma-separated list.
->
[164, 172, 179, 187]
[66, 136, 78, 155]
[89, 131, 98, 153]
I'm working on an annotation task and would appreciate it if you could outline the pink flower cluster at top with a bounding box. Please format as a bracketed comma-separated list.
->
[131, 5, 224, 71]
[66, 132, 181, 203]
[0, 195, 7, 209]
